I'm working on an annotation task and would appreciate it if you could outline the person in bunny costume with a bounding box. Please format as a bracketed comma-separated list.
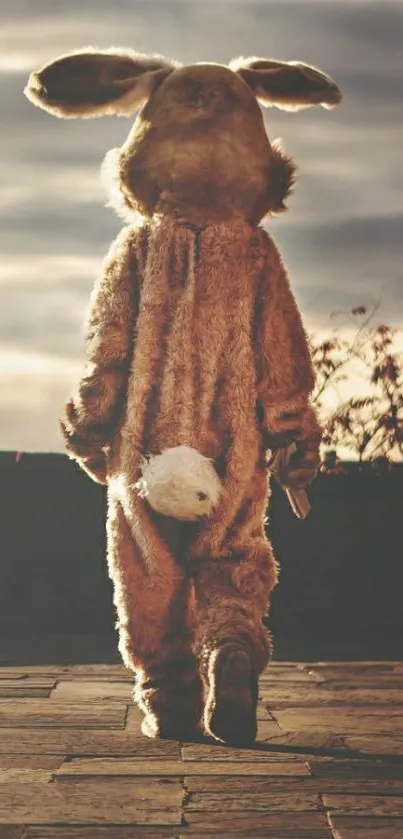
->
[25, 50, 341, 744]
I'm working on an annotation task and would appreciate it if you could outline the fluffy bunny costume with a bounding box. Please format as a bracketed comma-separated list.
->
[25, 51, 341, 743]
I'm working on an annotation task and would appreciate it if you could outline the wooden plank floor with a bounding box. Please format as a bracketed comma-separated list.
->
[0, 662, 403, 838]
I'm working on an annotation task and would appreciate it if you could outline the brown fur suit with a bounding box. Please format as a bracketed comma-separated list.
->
[25, 51, 341, 744]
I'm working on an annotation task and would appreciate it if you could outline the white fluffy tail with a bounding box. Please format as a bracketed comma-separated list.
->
[135, 445, 222, 521]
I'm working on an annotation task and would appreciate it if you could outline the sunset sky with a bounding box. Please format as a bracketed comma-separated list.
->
[1, 0, 402, 452]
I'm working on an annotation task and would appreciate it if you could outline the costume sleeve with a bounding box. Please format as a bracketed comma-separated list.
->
[60, 225, 139, 483]
[255, 231, 321, 452]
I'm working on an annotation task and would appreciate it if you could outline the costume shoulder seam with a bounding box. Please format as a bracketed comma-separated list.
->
[257, 226, 283, 263]
[114, 221, 149, 248]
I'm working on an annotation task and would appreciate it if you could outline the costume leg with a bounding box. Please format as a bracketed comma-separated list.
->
[192, 538, 278, 744]
[107, 498, 203, 738]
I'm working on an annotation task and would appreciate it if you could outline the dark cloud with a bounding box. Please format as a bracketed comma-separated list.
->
[1, 0, 402, 450]
[273, 214, 403, 322]
[0, 281, 91, 358]
[1, 204, 121, 255]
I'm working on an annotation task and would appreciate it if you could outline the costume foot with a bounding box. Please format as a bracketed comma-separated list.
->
[141, 715, 204, 742]
[204, 643, 258, 745]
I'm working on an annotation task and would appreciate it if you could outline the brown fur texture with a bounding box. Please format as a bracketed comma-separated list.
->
[59, 217, 318, 735]
[24, 49, 179, 118]
[26, 49, 341, 740]
[230, 56, 342, 111]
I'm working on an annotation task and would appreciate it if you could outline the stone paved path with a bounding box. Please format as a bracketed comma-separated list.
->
[0, 661, 403, 837]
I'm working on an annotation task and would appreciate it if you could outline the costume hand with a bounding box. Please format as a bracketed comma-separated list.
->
[79, 452, 108, 484]
[279, 441, 320, 489]
[60, 399, 110, 484]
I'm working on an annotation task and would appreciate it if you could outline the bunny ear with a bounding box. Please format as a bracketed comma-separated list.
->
[230, 57, 342, 111]
[24, 48, 180, 118]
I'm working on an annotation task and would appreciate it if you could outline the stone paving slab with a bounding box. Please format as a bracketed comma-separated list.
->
[328, 815, 403, 838]
[0, 661, 402, 837]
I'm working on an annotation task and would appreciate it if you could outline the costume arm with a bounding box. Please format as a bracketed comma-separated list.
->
[60, 226, 138, 483]
[255, 232, 321, 487]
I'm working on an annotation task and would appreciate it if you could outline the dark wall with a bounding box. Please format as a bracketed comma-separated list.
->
[1, 452, 402, 662]
[0, 453, 111, 636]
[268, 470, 403, 660]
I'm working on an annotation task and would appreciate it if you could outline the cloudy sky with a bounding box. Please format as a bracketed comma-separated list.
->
[1, 0, 402, 452]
